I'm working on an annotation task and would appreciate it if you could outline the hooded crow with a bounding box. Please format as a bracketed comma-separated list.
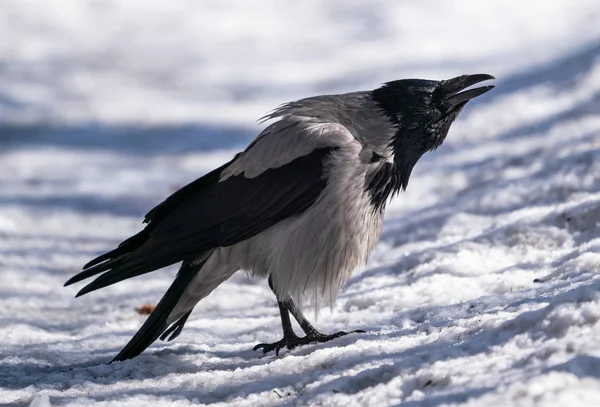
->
[65, 74, 495, 361]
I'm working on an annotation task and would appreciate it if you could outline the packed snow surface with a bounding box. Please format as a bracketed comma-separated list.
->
[1, 1, 600, 406]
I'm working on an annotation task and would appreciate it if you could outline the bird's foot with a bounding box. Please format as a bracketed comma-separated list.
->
[253, 332, 301, 356]
[253, 329, 365, 356]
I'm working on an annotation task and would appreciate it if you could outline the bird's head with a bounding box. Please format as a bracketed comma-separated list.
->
[371, 73, 494, 189]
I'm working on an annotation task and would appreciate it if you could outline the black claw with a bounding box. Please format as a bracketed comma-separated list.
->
[253, 340, 290, 355]
[252, 343, 265, 352]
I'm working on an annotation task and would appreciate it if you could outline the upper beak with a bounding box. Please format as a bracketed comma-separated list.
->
[441, 73, 495, 110]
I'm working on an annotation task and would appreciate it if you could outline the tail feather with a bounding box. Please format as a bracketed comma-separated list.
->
[74, 248, 190, 297]
[65, 256, 126, 287]
[66, 231, 150, 287]
[111, 260, 203, 363]
[82, 244, 129, 270]
[85, 231, 149, 269]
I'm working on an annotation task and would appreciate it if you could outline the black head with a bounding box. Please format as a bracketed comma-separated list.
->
[371, 73, 494, 190]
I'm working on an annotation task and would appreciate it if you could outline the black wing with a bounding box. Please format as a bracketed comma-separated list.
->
[65, 147, 336, 296]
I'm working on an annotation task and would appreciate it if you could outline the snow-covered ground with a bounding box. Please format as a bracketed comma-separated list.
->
[1, 1, 600, 406]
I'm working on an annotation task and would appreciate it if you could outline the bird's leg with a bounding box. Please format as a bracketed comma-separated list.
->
[284, 296, 365, 344]
[253, 275, 364, 355]
[253, 275, 301, 355]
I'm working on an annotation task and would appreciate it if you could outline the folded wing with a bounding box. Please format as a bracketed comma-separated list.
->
[65, 145, 338, 297]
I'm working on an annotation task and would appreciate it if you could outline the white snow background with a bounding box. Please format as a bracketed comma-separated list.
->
[1, 1, 600, 406]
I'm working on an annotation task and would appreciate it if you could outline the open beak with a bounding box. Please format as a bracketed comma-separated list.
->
[441, 73, 495, 110]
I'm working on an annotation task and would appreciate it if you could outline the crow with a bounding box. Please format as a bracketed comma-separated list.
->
[65, 74, 494, 361]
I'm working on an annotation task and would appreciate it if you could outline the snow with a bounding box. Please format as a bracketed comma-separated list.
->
[1, 1, 600, 406]
[29, 393, 51, 407]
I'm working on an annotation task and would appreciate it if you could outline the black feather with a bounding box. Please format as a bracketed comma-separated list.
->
[369, 152, 383, 163]
[83, 231, 148, 269]
[368, 79, 445, 210]
[111, 260, 203, 362]
[143, 154, 240, 224]
[65, 255, 127, 287]
[365, 162, 407, 211]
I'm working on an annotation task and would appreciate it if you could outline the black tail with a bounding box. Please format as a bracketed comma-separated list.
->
[64, 230, 150, 288]
[63, 158, 237, 296]
[111, 260, 204, 362]
[64, 229, 194, 297]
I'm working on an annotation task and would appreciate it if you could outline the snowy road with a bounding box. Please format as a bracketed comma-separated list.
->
[1, 1, 600, 406]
